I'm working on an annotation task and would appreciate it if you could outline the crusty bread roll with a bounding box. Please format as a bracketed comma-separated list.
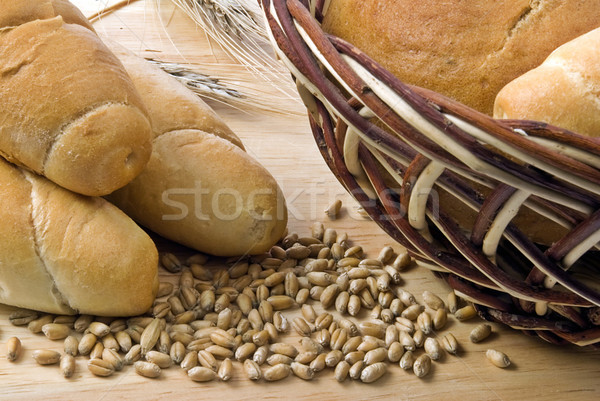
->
[494, 27, 600, 137]
[105, 43, 288, 257]
[0, 0, 152, 196]
[0, 156, 159, 316]
[321, 0, 600, 115]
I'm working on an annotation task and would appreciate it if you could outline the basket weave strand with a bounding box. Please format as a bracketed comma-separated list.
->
[261, 0, 600, 346]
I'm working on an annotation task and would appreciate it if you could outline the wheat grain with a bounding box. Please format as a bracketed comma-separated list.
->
[6, 337, 22, 362]
[135, 361, 162, 379]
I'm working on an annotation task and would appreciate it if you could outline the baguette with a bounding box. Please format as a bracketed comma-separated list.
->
[494, 27, 600, 137]
[105, 43, 288, 257]
[0, 0, 152, 196]
[0, 157, 159, 316]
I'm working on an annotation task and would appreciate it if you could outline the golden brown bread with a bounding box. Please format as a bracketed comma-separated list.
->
[105, 43, 288, 256]
[115, 51, 244, 150]
[0, 0, 94, 29]
[0, 0, 152, 196]
[0, 156, 159, 316]
[494, 27, 600, 137]
[321, 1, 599, 246]
[321, 0, 600, 115]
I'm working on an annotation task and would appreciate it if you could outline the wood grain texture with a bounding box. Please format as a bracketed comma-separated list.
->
[0, 1, 599, 400]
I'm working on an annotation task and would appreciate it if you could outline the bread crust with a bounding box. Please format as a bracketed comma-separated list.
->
[0, 1, 152, 196]
[0, 158, 158, 316]
[321, 1, 600, 246]
[0, 0, 93, 30]
[322, 0, 600, 115]
[494, 27, 600, 137]
[105, 43, 287, 256]
[108, 129, 287, 256]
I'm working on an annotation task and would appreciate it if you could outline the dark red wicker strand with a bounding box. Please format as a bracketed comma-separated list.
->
[260, 0, 600, 347]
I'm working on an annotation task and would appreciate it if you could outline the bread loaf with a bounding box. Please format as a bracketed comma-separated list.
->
[321, 0, 600, 115]
[0, 0, 94, 28]
[0, 157, 159, 316]
[494, 27, 600, 137]
[321, 1, 600, 246]
[105, 43, 288, 257]
[0, 0, 152, 196]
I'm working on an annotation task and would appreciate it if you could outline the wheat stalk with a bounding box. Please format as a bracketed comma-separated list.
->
[161, 0, 298, 102]
[148, 59, 300, 114]
[84, 0, 300, 113]
[190, 0, 266, 40]
[88, 0, 139, 22]
[148, 58, 243, 99]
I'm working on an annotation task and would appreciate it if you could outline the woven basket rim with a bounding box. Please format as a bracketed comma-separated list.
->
[260, 0, 600, 347]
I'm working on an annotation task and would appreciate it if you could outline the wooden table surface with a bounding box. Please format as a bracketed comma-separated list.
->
[1, 1, 599, 400]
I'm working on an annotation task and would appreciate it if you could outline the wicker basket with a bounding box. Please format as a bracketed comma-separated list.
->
[260, 0, 600, 346]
